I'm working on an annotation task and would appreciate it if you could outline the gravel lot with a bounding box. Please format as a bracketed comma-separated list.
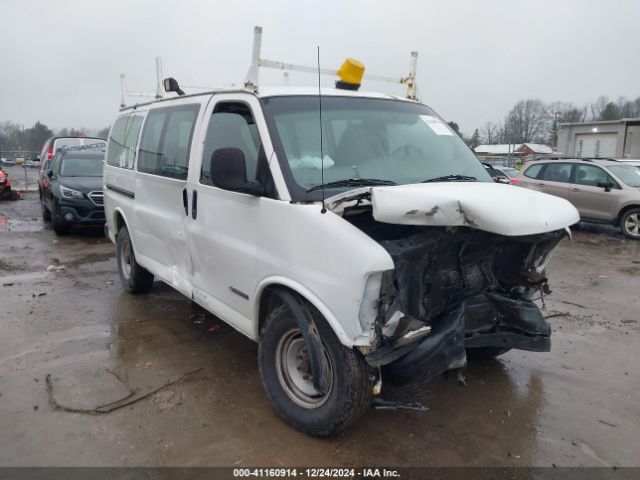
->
[1, 193, 639, 467]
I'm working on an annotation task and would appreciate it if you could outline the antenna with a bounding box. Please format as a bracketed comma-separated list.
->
[317, 46, 326, 214]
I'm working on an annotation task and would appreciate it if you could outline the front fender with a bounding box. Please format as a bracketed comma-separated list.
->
[254, 275, 373, 348]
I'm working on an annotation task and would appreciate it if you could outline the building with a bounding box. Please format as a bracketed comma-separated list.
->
[474, 143, 554, 166]
[557, 118, 640, 159]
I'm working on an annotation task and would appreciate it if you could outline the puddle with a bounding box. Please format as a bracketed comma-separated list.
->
[0, 217, 44, 232]
[0, 270, 53, 284]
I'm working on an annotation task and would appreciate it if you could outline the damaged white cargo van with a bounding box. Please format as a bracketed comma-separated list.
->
[104, 75, 579, 436]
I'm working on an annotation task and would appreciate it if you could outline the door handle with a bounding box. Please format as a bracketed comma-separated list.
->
[571, 188, 580, 192]
[192, 190, 198, 220]
[182, 188, 188, 216]
[537, 183, 546, 187]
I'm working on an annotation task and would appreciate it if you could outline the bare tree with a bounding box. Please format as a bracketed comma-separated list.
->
[504, 99, 549, 143]
[480, 121, 498, 144]
[590, 96, 609, 121]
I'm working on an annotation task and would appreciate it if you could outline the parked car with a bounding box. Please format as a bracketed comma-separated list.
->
[25, 159, 40, 169]
[494, 166, 518, 178]
[482, 162, 511, 184]
[104, 78, 578, 436]
[15, 157, 26, 165]
[38, 137, 105, 194]
[39, 136, 105, 169]
[40, 151, 105, 235]
[512, 158, 640, 239]
[2, 157, 16, 167]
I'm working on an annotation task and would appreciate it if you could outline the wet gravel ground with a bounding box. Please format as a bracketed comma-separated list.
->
[0, 193, 639, 467]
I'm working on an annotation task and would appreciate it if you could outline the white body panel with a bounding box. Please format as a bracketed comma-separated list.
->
[328, 182, 580, 236]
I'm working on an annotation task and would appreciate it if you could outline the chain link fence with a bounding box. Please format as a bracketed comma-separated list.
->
[0, 150, 41, 192]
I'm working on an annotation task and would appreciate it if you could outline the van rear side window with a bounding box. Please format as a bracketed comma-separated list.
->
[138, 105, 200, 180]
[106, 113, 143, 169]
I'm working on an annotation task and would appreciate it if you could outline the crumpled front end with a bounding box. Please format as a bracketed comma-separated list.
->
[327, 182, 578, 383]
[340, 208, 569, 384]
[368, 226, 562, 381]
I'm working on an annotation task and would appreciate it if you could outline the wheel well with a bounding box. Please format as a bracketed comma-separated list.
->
[258, 285, 286, 335]
[114, 211, 125, 234]
[258, 285, 324, 335]
[616, 205, 640, 226]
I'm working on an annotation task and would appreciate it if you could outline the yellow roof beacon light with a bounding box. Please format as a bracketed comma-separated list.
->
[336, 58, 365, 91]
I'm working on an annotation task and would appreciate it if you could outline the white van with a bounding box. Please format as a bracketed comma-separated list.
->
[104, 79, 579, 436]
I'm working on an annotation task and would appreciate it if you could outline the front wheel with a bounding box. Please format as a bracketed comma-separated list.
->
[258, 302, 373, 437]
[620, 208, 640, 240]
[52, 217, 70, 235]
[116, 225, 154, 293]
[41, 200, 51, 222]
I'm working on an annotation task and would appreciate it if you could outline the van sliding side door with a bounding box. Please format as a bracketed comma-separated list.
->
[132, 98, 207, 296]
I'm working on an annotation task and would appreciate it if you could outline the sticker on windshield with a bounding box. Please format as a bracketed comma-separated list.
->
[420, 115, 454, 135]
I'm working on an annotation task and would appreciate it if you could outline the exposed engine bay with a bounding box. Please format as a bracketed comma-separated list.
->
[345, 208, 566, 382]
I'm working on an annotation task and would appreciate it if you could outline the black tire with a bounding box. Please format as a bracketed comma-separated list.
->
[620, 208, 640, 240]
[258, 302, 373, 437]
[41, 200, 51, 222]
[116, 225, 154, 293]
[466, 347, 511, 360]
[52, 217, 71, 235]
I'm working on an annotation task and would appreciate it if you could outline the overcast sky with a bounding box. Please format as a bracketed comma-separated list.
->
[1, 0, 639, 136]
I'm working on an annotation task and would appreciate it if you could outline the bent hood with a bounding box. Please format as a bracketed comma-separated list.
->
[326, 182, 580, 236]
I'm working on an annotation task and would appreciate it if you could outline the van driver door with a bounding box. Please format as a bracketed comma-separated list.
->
[186, 94, 278, 338]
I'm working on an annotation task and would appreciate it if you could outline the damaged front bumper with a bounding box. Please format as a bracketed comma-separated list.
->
[359, 227, 565, 382]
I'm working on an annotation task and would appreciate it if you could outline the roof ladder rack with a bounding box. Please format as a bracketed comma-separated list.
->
[243, 26, 421, 101]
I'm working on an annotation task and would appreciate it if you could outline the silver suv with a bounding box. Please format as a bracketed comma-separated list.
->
[513, 158, 640, 239]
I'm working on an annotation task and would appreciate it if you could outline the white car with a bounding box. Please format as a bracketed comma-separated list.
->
[103, 78, 579, 436]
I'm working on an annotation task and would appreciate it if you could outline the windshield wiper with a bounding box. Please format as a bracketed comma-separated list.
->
[306, 178, 396, 192]
[422, 174, 477, 183]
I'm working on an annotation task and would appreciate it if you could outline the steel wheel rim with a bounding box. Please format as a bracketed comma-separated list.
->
[624, 213, 640, 237]
[275, 327, 332, 409]
[120, 237, 132, 279]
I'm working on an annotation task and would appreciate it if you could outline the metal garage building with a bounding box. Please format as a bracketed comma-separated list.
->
[557, 118, 640, 159]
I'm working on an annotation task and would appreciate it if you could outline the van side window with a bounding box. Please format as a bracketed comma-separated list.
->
[200, 103, 262, 185]
[138, 105, 200, 180]
[106, 113, 144, 169]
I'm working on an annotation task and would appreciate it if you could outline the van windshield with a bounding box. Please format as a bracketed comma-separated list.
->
[262, 96, 491, 199]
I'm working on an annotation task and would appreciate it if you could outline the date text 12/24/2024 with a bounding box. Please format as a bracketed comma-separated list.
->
[233, 468, 400, 478]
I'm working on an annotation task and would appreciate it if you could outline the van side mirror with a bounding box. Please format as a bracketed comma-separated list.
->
[210, 148, 262, 196]
[163, 77, 185, 96]
[596, 180, 612, 192]
[46, 170, 54, 179]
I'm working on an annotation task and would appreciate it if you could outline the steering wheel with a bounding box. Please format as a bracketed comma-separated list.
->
[391, 145, 422, 157]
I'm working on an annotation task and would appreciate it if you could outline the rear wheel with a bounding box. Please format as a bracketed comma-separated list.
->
[258, 301, 373, 437]
[116, 225, 154, 293]
[620, 208, 640, 240]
